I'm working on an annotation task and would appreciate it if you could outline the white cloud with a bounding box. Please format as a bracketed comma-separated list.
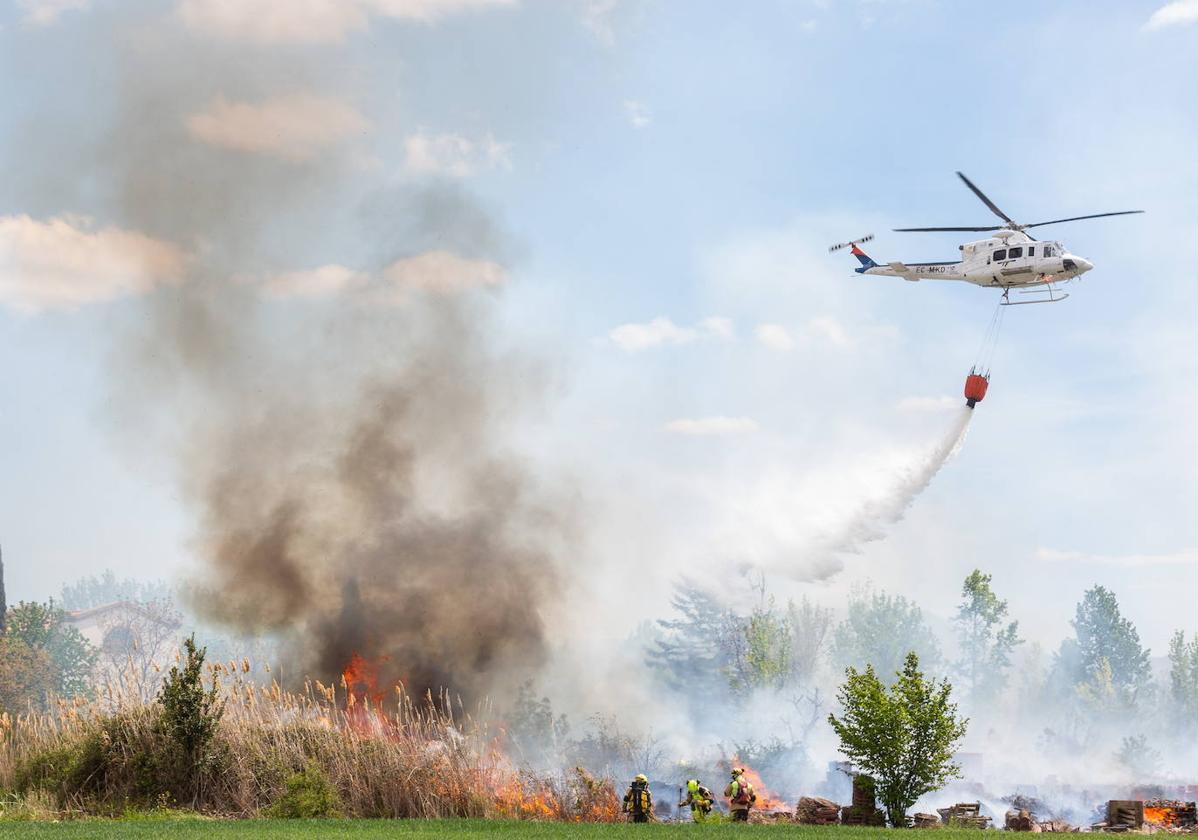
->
[895, 395, 958, 414]
[186, 95, 369, 162]
[1037, 547, 1198, 568]
[178, 0, 516, 44]
[624, 100, 652, 129]
[755, 323, 794, 351]
[807, 314, 850, 347]
[609, 316, 733, 352]
[664, 416, 759, 436]
[17, 0, 88, 25]
[0, 215, 185, 312]
[368, 0, 516, 22]
[756, 318, 853, 350]
[610, 317, 694, 351]
[246, 252, 505, 302]
[698, 316, 734, 340]
[257, 264, 367, 299]
[404, 131, 512, 177]
[179, 0, 369, 43]
[1144, 0, 1198, 30]
[581, 0, 618, 46]
[380, 250, 506, 296]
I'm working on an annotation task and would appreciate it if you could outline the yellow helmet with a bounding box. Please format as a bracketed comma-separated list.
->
[731, 767, 744, 777]
[635, 774, 648, 783]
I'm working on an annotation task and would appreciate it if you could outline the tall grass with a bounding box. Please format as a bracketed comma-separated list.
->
[0, 660, 620, 820]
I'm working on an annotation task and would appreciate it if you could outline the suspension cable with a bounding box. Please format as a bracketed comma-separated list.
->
[972, 298, 1006, 374]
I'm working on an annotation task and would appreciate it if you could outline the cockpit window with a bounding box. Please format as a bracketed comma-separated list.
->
[1008, 247, 1023, 259]
[1043, 244, 1056, 257]
[993, 249, 1007, 261]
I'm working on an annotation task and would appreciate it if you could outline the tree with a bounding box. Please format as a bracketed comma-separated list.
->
[787, 597, 833, 686]
[726, 596, 793, 694]
[953, 570, 1022, 706]
[832, 591, 942, 678]
[506, 680, 570, 769]
[0, 635, 54, 713]
[4, 600, 97, 702]
[58, 569, 173, 611]
[95, 599, 182, 701]
[650, 582, 832, 706]
[1167, 631, 1198, 730]
[157, 635, 225, 803]
[1114, 734, 1161, 780]
[828, 652, 968, 827]
[646, 582, 737, 698]
[1071, 586, 1152, 708]
[0, 544, 6, 634]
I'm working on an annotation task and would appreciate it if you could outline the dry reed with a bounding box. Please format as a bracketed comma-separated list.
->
[0, 661, 621, 821]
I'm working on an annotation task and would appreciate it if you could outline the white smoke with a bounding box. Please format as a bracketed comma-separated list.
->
[715, 406, 975, 583]
[821, 407, 973, 557]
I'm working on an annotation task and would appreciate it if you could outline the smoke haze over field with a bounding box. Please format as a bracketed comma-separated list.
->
[5, 0, 1198, 803]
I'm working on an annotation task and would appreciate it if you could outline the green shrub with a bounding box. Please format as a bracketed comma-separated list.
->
[13, 731, 107, 806]
[158, 635, 224, 759]
[265, 762, 342, 818]
[12, 707, 197, 810]
[13, 744, 79, 796]
[156, 635, 225, 805]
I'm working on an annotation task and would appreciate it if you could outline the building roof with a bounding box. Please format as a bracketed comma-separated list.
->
[65, 600, 181, 629]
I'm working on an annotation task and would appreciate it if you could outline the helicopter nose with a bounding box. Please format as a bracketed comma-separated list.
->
[1062, 255, 1093, 274]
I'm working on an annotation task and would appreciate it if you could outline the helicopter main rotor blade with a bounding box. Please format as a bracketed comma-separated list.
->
[1022, 210, 1145, 229]
[893, 225, 1003, 232]
[956, 171, 1015, 224]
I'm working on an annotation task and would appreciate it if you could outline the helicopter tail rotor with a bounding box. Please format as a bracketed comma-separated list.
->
[828, 233, 874, 253]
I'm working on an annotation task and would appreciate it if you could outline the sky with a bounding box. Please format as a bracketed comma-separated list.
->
[1, 0, 1197, 659]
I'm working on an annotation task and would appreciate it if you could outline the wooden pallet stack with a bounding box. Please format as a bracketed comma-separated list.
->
[1038, 819, 1077, 832]
[1097, 800, 1144, 832]
[840, 775, 886, 827]
[1144, 799, 1198, 829]
[937, 802, 992, 829]
[795, 796, 840, 825]
[1005, 809, 1042, 832]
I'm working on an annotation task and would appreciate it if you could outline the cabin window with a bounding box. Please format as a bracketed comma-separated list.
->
[993, 249, 1007, 261]
[1028, 246, 1035, 257]
[1008, 247, 1023, 259]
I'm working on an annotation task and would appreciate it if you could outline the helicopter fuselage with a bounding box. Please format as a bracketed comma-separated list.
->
[860, 230, 1092, 288]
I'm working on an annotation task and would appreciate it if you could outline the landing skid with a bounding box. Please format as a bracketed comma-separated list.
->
[1000, 284, 1069, 306]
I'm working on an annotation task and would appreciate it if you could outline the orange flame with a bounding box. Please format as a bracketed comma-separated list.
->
[733, 762, 788, 811]
[493, 777, 560, 821]
[341, 652, 390, 708]
[489, 769, 622, 822]
[1145, 806, 1180, 827]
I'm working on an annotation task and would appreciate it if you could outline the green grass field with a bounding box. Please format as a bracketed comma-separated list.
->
[0, 819, 993, 840]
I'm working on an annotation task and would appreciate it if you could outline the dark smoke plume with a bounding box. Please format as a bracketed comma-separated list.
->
[187, 296, 566, 702]
[3, 8, 568, 703]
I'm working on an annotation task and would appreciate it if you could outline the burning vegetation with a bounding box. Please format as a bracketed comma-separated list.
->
[0, 645, 619, 820]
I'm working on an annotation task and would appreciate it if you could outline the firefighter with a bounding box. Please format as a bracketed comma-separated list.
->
[724, 767, 756, 822]
[679, 778, 714, 822]
[623, 774, 653, 823]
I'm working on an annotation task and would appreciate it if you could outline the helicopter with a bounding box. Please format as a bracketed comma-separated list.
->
[831, 172, 1143, 305]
